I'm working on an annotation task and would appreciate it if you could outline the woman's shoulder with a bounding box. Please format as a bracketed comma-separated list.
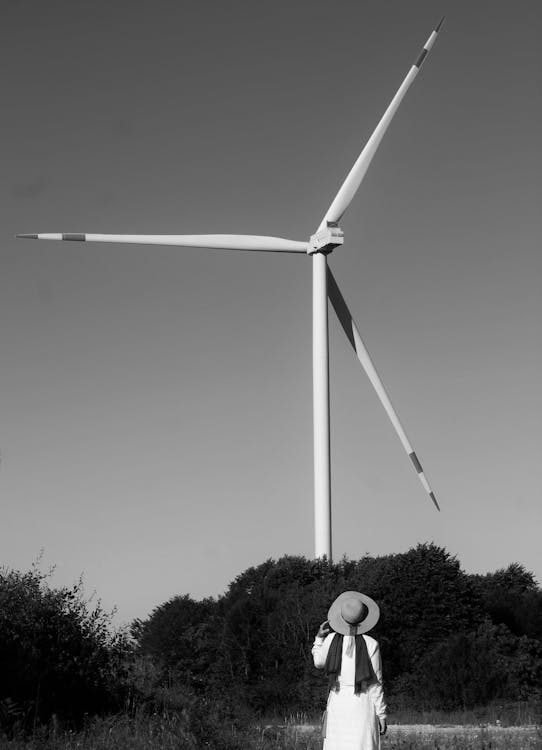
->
[313, 631, 337, 646]
[362, 633, 379, 653]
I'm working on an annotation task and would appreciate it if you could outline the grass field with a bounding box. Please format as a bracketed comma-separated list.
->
[282, 723, 542, 749]
[384, 724, 542, 748]
[2, 717, 541, 750]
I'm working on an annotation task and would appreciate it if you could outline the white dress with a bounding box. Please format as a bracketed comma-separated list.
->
[312, 633, 387, 750]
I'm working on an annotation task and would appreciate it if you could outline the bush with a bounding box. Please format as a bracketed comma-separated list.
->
[131, 594, 220, 693]
[393, 620, 542, 712]
[0, 564, 129, 732]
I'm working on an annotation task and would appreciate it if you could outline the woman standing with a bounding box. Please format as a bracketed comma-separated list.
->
[312, 591, 387, 750]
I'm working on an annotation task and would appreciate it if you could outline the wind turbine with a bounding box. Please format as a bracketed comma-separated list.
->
[17, 18, 444, 561]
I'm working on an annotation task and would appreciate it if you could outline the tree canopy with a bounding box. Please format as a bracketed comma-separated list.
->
[132, 543, 542, 714]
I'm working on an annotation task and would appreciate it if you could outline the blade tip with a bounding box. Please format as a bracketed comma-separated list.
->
[430, 492, 441, 511]
[16, 234, 38, 239]
[435, 16, 445, 32]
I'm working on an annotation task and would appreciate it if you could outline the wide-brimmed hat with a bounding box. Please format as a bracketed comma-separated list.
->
[327, 591, 380, 635]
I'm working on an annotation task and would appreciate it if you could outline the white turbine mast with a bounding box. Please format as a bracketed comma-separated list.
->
[18, 18, 444, 561]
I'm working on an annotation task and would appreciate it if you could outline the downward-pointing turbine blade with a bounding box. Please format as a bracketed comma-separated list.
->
[15, 233, 308, 253]
[317, 18, 444, 231]
[327, 267, 440, 511]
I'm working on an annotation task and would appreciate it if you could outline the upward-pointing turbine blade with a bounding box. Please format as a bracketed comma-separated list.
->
[317, 17, 444, 231]
[327, 267, 440, 511]
[15, 233, 308, 253]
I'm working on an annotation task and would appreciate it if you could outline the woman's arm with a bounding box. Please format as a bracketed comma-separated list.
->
[367, 640, 387, 721]
[311, 622, 333, 669]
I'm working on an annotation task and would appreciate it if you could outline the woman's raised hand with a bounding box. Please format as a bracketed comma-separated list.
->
[317, 620, 332, 638]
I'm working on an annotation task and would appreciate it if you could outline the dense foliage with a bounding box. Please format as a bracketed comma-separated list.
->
[0, 565, 128, 732]
[2, 543, 542, 742]
[133, 544, 542, 715]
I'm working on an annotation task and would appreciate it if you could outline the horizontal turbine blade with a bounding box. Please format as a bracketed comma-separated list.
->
[317, 17, 444, 231]
[327, 267, 440, 511]
[16, 233, 308, 253]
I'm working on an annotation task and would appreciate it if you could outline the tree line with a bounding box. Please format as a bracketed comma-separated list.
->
[1, 543, 542, 737]
[133, 543, 542, 714]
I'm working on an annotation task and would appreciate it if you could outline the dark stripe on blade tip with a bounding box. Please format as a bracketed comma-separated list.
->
[62, 233, 86, 241]
[414, 48, 428, 68]
[327, 268, 356, 351]
[435, 16, 445, 32]
[16, 234, 38, 239]
[409, 452, 423, 474]
[430, 492, 440, 511]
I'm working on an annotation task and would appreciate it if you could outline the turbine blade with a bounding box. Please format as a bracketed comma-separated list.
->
[317, 17, 444, 231]
[15, 233, 308, 253]
[327, 267, 440, 510]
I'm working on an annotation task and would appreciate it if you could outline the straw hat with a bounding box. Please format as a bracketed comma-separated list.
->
[327, 591, 380, 635]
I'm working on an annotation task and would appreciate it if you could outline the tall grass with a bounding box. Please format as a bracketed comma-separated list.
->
[383, 726, 542, 749]
[388, 700, 542, 727]
[269, 701, 542, 730]
[2, 700, 541, 750]
[1, 714, 195, 750]
[3, 716, 541, 750]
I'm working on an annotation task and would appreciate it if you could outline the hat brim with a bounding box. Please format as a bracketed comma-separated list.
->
[327, 591, 380, 635]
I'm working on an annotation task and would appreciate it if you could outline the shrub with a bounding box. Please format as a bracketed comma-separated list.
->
[0, 564, 129, 732]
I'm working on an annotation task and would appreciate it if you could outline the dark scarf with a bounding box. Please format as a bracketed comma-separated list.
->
[324, 633, 376, 694]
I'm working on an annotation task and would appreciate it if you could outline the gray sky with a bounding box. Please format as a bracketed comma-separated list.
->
[1, 0, 541, 626]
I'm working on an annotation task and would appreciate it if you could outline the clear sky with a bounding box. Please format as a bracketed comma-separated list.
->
[1, 0, 541, 627]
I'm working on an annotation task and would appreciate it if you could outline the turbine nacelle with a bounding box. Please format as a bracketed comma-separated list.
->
[308, 222, 344, 255]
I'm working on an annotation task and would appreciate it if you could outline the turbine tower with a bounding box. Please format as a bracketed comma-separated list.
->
[18, 19, 444, 561]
